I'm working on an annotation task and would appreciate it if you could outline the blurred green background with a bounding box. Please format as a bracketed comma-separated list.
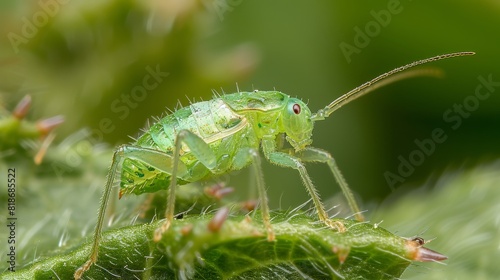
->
[1, 0, 499, 211]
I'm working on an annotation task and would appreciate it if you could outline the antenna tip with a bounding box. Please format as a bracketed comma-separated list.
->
[454, 51, 475, 56]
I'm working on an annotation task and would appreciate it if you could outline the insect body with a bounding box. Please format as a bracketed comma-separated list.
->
[119, 92, 288, 197]
[75, 52, 474, 279]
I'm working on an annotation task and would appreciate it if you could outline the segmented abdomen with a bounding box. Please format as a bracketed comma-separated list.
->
[120, 98, 248, 197]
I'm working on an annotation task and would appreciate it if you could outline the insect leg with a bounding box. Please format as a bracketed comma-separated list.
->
[251, 148, 276, 241]
[297, 147, 364, 222]
[75, 145, 187, 280]
[231, 146, 274, 240]
[154, 129, 217, 242]
[262, 139, 345, 232]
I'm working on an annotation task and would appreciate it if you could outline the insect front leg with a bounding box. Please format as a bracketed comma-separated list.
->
[262, 138, 346, 233]
[154, 129, 218, 242]
[74, 145, 187, 280]
[297, 147, 364, 222]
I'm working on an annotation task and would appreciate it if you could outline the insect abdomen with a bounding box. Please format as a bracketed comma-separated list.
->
[120, 98, 249, 197]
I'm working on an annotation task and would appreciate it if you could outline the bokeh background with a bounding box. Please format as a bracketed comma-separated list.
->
[1, 0, 500, 278]
[1, 0, 499, 223]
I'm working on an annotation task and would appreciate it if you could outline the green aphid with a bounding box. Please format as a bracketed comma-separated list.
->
[75, 52, 474, 279]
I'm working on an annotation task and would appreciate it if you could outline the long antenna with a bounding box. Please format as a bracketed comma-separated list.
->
[311, 52, 475, 121]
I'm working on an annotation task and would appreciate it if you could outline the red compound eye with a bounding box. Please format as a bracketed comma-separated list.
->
[292, 104, 301, 114]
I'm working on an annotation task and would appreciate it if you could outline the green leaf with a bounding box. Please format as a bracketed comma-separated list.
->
[2, 209, 438, 280]
[373, 162, 500, 279]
